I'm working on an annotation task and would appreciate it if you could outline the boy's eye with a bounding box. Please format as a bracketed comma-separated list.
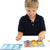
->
[33, 10, 35, 12]
[28, 10, 30, 12]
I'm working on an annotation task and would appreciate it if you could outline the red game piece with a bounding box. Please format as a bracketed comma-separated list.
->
[49, 40, 50, 42]
[32, 40, 35, 42]
[26, 44, 30, 47]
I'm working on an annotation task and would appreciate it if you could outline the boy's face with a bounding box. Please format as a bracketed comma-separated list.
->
[25, 7, 38, 18]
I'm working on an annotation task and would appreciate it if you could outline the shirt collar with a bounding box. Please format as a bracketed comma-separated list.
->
[26, 13, 38, 23]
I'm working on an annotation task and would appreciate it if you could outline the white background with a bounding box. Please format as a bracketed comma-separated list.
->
[0, 0, 50, 50]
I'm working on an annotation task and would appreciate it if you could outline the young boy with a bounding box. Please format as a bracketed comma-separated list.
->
[16, 0, 46, 41]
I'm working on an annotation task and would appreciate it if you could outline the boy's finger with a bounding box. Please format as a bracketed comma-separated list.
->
[16, 36, 20, 41]
[38, 37, 41, 41]
[41, 36, 45, 41]
[16, 38, 19, 41]
[41, 36, 44, 41]
[39, 36, 43, 41]
[43, 36, 45, 39]
[18, 37, 21, 40]
[41, 37, 43, 41]
[16, 37, 17, 40]
[16, 38, 20, 41]
[40, 38, 42, 41]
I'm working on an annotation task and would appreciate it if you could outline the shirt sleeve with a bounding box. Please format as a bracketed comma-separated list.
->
[40, 17, 46, 32]
[18, 17, 24, 33]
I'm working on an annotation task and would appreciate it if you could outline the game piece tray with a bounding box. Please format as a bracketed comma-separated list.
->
[24, 40, 45, 47]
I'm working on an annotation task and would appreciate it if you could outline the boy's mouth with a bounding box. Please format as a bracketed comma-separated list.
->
[29, 15, 34, 17]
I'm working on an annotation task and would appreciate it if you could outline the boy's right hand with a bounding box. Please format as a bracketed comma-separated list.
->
[16, 32, 23, 41]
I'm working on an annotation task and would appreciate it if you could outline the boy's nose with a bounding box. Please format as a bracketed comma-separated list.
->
[30, 11, 33, 14]
[30, 13, 34, 16]
[30, 11, 34, 15]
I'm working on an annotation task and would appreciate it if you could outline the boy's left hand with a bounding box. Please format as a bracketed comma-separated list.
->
[38, 31, 46, 41]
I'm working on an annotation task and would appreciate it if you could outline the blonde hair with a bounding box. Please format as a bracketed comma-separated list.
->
[25, 0, 39, 8]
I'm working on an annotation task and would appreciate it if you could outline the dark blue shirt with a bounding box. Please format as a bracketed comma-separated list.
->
[18, 13, 46, 36]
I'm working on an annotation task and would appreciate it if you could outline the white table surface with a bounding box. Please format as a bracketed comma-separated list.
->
[0, 36, 50, 50]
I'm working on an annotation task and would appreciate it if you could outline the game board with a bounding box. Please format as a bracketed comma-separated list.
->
[0, 44, 22, 50]
[24, 40, 45, 47]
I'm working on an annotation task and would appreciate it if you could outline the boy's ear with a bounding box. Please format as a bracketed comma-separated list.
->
[25, 7, 27, 10]
[36, 8, 38, 10]
[25, 7, 26, 10]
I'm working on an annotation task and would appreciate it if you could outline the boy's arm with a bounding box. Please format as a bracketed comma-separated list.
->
[38, 16, 46, 41]
[38, 31, 46, 41]
[17, 32, 23, 36]
[16, 17, 24, 41]
[16, 32, 23, 41]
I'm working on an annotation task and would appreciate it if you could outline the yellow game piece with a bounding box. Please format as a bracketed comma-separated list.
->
[32, 42, 36, 44]
[32, 44, 37, 47]
[38, 42, 42, 44]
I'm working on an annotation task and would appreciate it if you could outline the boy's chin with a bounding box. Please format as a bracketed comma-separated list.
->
[29, 15, 35, 17]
